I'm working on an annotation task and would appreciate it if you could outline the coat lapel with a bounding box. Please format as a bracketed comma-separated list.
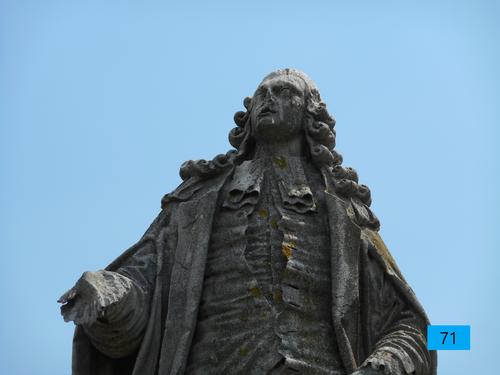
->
[158, 169, 232, 375]
[325, 192, 362, 374]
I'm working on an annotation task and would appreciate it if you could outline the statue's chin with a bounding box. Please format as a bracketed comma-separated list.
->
[254, 117, 299, 143]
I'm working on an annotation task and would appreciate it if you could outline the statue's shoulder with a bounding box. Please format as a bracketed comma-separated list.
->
[361, 228, 393, 262]
[160, 154, 236, 208]
[160, 164, 234, 208]
[323, 168, 380, 231]
[346, 196, 380, 231]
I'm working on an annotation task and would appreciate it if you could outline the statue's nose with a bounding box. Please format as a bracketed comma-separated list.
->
[263, 89, 277, 104]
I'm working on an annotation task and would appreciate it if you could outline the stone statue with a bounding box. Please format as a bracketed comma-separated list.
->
[59, 69, 436, 375]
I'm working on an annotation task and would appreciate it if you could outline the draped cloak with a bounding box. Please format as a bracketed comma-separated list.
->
[70, 167, 437, 375]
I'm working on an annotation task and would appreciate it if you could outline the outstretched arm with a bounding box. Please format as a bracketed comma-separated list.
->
[59, 238, 157, 358]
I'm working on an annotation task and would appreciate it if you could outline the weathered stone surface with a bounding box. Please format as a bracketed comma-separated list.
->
[59, 69, 436, 375]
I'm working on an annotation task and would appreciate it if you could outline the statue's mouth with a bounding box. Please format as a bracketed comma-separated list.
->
[257, 107, 275, 118]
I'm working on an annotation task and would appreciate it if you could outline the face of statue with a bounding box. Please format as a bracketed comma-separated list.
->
[250, 74, 307, 143]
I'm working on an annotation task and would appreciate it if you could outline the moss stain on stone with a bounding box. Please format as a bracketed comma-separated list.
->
[274, 289, 283, 303]
[249, 286, 262, 297]
[258, 208, 269, 218]
[281, 244, 293, 258]
[238, 345, 250, 356]
[270, 218, 279, 229]
[281, 238, 296, 258]
[273, 156, 287, 169]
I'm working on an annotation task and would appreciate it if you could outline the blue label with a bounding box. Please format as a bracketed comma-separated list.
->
[427, 325, 470, 350]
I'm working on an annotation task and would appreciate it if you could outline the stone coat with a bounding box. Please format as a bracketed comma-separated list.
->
[71, 168, 437, 375]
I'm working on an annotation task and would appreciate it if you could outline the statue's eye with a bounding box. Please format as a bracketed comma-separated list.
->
[257, 88, 267, 97]
[280, 87, 291, 94]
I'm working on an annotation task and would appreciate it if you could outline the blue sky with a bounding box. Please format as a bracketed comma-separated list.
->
[1, 1, 499, 374]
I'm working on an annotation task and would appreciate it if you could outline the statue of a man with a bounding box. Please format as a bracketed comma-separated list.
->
[59, 69, 436, 375]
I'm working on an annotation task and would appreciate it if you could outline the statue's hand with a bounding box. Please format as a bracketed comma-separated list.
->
[350, 366, 385, 375]
[58, 270, 132, 326]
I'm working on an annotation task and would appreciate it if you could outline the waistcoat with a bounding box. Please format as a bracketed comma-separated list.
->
[185, 157, 343, 375]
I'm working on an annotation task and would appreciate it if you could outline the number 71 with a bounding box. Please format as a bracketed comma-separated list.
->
[440, 331, 456, 344]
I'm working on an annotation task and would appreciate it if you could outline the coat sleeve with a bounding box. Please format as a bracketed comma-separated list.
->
[359, 229, 436, 375]
[81, 238, 157, 358]
[72, 206, 174, 373]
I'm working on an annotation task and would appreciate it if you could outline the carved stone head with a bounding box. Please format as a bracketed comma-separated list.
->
[231, 69, 337, 166]
[246, 69, 334, 145]
[249, 71, 308, 143]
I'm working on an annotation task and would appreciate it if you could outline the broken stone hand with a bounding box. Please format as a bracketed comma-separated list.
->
[58, 270, 133, 326]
